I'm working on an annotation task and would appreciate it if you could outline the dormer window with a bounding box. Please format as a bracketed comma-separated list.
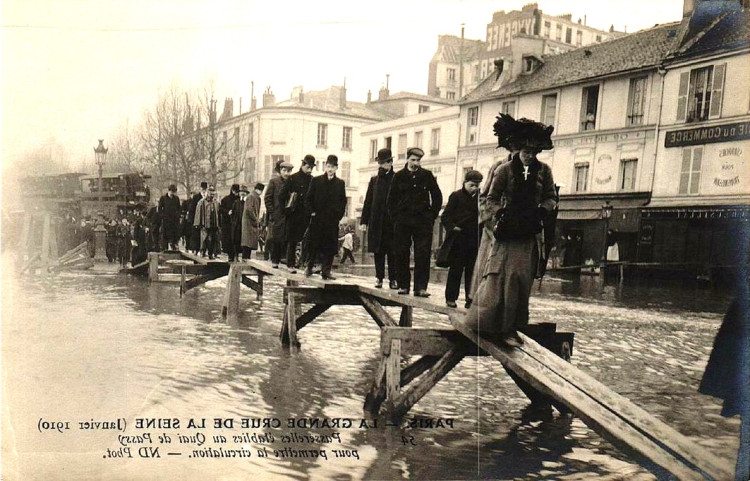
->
[522, 56, 542, 74]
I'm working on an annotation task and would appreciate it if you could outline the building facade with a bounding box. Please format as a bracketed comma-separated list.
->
[640, 3, 750, 280]
[427, 35, 487, 100]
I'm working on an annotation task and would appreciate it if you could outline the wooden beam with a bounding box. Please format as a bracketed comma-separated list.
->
[400, 355, 441, 386]
[295, 304, 331, 331]
[284, 286, 363, 306]
[241, 274, 263, 300]
[285, 291, 300, 347]
[148, 252, 159, 283]
[40, 214, 51, 266]
[380, 327, 481, 357]
[384, 339, 402, 414]
[360, 295, 397, 328]
[516, 327, 734, 481]
[363, 357, 388, 416]
[182, 267, 230, 292]
[20, 253, 41, 274]
[388, 346, 466, 420]
[450, 315, 713, 481]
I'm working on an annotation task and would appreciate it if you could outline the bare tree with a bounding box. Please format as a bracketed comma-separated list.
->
[107, 119, 144, 174]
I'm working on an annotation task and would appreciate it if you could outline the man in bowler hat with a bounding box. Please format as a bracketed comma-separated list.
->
[361, 148, 398, 289]
[304, 155, 347, 279]
[387, 147, 442, 297]
[279, 154, 315, 273]
[220, 184, 240, 261]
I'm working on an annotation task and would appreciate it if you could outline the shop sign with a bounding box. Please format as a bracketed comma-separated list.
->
[665, 121, 750, 148]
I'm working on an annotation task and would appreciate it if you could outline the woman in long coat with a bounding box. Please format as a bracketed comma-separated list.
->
[466, 115, 557, 347]
[241, 183, 263, 259]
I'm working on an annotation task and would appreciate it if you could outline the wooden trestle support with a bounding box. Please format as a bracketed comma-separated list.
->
[211, 259, 733, 480]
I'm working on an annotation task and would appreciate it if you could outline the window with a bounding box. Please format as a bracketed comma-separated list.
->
[234, 127, 240, 153]
[418, 105, 430, 113]
[370, 139, 378, 161]
[580, 85, 600, 131]
[468, 106, 479, 126]
[627, 77, 647, 126]
[447, 68, 456, 81]
[413, 131, 423, 149]
[679, 147, 702, 195]
[502, 100, 516, 116]
[574, 163, 589, 192]
[556, 24, 562, 41]
[430, 128, 441, 155]
[523, 57, 534, 72]
[398, 134, 407, 160]
[596, 35, 602, 42]
[341, 161, 351, 184]
[246, 157, 256, 181]
[541, 94, 557, 126]
[267, 154, 286, 179]
[247, 123, 254, 147]
[385, 136, 392, 150]
[543, 21, 551, 38]
[565, 27, 572, 44]
[342, 126, 352, 150]
[576, 30, 582, 46]
[222, 131, 228, 152]
[317, 123, 328, 147]
[677, 64, 726, 123]
[447, 91, 456, 100]
[463, 166, 473, 180]
[619, 159, 638, 190]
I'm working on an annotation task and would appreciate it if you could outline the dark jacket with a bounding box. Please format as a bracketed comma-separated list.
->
[387, 166, 443, 225]
[157, 193, 181, 236]
[361, 167, 394, 253]
[441, 187, 480, 259]
[304, 173, 347, 255]
[279, 170, 313, 242]
[263, 176, 286, 242]
[219, 192, 239, 230]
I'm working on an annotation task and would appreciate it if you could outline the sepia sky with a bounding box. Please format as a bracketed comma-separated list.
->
[1, 0, 684, 171]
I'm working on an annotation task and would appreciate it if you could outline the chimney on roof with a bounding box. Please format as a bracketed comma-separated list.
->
[219, 97, 234, 121]
[238, 97, 242, 114]
[251, 97, 257, 110]
[339, 79, 347, 110]
[367, 90, 372, 103]
[263, 87, 275, 107]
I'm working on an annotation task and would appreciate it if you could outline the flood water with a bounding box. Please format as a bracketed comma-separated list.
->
[1, 259, 741, 481]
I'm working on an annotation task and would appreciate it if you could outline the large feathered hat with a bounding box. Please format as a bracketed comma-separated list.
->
[493, 113, 554, 151]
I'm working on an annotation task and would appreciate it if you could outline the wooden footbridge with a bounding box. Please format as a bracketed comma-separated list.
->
[127, 251, 733, 480]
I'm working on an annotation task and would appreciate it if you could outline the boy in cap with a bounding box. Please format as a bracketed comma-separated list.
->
[158, 183, 181, 251]
[304, 155, 347, 279]
[387, 147, 442, 297]
[361, 148, 397, 288]
[440, 169, 483, 308]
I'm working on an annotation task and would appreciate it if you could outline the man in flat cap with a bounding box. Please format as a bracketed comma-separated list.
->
[361, 148, 398, 289]
[387, 147, 443, 297]
[304, 154, 347, 279]
[440, 169, 483, 308]
[157, 183, 182, 251]
[264, 160, 293, 267]
[220, 184, 241, 261]
[279, 154, 315, 273]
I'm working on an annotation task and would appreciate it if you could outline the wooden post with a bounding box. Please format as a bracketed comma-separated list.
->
[48, 219, 59, 262]
[385, 339, 402, 413]
[180, 265, 187, 297]
[286, 291, 300, 347]
[619, 263, 625, 285]
[225, 264, 242, 322]
[148, 252, 159, 283]
[40, 214, 51, 267]
[20, 214, 32, 261]
[399, 306, 413, 327]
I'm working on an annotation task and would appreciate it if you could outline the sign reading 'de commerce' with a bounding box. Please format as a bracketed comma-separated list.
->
[665, 121, 750, 148]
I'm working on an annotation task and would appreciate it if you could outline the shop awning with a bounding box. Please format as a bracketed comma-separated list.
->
[556, 192, 651, 230]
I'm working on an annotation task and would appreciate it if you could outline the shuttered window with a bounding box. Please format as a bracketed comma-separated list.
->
[676, 63, 726, 123]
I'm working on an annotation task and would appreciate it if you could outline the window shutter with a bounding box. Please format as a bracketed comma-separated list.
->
[264, 155, 271, 180]
[708, 63, 726, 119]
[676, 72, 690, 122]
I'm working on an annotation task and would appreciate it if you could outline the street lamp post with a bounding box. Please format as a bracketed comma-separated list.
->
[600, 201, 614, 265]
[94, 139, 108, 212]
[93, 139, 108, 262]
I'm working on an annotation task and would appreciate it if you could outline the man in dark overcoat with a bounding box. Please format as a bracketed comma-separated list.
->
[219, 184, 240, 260]
[304, 155, 347, 280]
[188, 182, 207, 254]
[361, 148, 397, 289]
[440, 170, 483, 308]
[157, 183, 181, 251]
[264, 161, 293, 268]
[145, 204, 161, 252]
[279, 155, 315, 273]
[387, 147, 442, 297]
[229, 185, 248, 261]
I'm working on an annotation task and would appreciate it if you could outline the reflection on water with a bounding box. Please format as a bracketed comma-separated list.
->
[1, 264, 739, 481]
